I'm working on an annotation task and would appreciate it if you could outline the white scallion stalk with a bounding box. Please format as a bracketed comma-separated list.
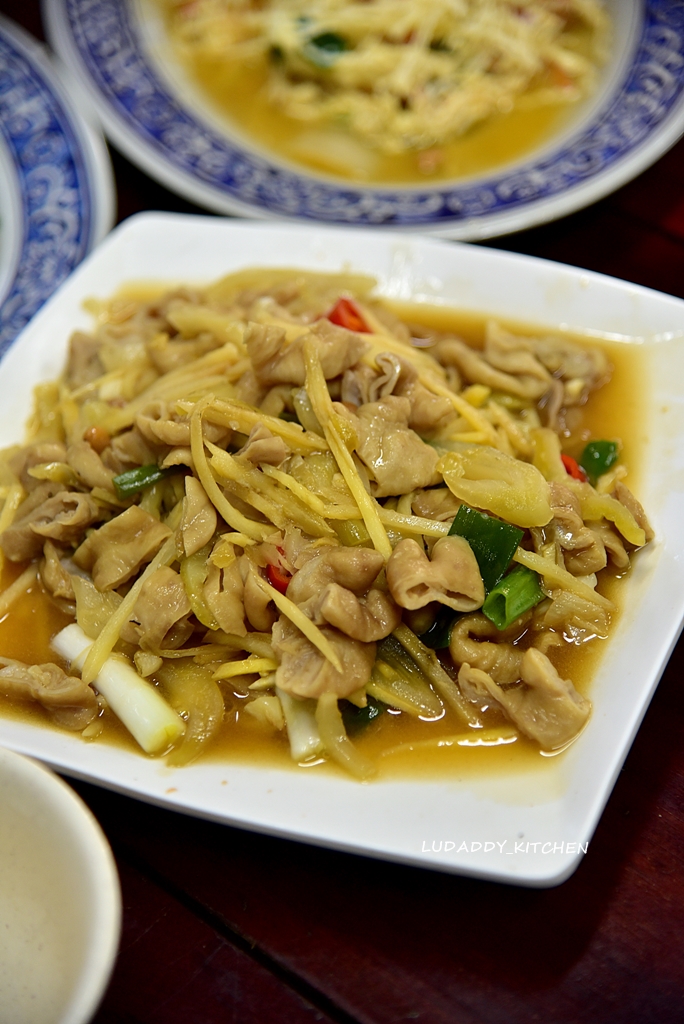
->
[315, 692, 376, 780]
[276, 686, 324, 762]
[52, 623, 185, 755]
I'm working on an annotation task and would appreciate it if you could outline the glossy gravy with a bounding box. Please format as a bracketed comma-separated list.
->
[0, 304, 647, 779]
[182, 53, 574, 184]
[154, 0, 604, 186]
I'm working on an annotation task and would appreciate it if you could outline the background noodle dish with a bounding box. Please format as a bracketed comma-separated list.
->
[0, 268, 651, 779]
[159, 0, 610, 181]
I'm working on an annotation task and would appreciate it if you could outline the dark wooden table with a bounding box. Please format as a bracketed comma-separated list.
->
[5, 4, 684, 1022]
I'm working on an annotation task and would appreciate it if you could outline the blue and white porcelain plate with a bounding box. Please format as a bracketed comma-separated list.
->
[0, 16, 113, 358]
[45, 0, 684, 239]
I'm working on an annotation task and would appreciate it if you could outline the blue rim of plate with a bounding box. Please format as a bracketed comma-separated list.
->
[0, 16, 113, 359]
[52, 0, 684, 234]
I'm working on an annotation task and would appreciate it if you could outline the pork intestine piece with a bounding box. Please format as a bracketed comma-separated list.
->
[246, 317, 368, 387]
[458, 648, 591, 750]
[73, 505, 172, 591]
[0, 657, 97, 731]
[287, 545, 399, 642]
[387, 536, 484, 612]
[338, 395, 441, 498]
[273, 616, 376, 700]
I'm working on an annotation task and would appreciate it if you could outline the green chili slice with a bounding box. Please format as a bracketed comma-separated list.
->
[482, 565, 545, 631]
[113, 464, 175, 500]
[579, 440, 619, 483]
[448, 504, 523, 593]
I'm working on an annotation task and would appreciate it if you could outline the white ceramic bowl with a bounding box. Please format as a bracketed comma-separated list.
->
[0, 747, 120, 1024]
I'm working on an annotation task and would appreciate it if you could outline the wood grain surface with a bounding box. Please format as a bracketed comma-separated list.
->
[2, 3, 684, 1022]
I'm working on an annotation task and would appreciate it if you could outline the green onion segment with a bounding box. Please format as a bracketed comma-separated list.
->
[482, 565, 545, 630]
[113, 464, 175, 499]
[304, 31, 348, 67]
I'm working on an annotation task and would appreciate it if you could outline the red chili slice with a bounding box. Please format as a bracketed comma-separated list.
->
[267, 563, 291, 594]
[561, 454, 587, 481]
[327, 297, 371, 333]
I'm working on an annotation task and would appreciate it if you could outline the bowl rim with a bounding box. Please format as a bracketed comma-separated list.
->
[0, 14, 114, 360]
[43, 0, 684, 238]
[0, 745, 121, 1024]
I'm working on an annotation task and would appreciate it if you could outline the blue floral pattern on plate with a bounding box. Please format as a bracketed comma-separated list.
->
[59, 0, 684, 231]
[0, 18, 112, 357]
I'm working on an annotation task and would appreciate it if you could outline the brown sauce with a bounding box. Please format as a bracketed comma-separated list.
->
[0, 303, 648, 780]
[182, 53, 574, 184]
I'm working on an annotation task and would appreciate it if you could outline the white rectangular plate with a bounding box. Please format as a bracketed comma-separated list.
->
[1, 213, 683, 887]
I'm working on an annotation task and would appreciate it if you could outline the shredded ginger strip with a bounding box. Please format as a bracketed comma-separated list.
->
[303, 338, 392, 560]
[513, 548, 614, 611]
[250, 572, 343, 673]
[190, 400, 272, 541]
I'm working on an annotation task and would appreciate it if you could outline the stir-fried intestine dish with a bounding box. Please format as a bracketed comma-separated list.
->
[0, 269, 652, 777]
[162, 0, 608, 162]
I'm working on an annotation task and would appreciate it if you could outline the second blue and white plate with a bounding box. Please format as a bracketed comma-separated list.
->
[0, 15, 113, 359]
[45, 0, 684, 238]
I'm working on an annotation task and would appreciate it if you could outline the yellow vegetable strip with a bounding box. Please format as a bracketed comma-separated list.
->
[251, 308, 313, 343]
[378, 508, 450, 538]
[396, 490, 415, 517]
[487, 401, 533, 456]
[304, 339, 392, 560]
[180, 397, 327, 453]
[167, 304, 247, 352]
[442, 431, 491, 445]
[102, 373, 237, 433]
[577, 492, 646, 547]
[0, 483, 25, 572]
[207, 443, 334, 537]
[213, 657, 278, 680]
[355, 307, 443, 376]
[392, 624, 481, 727]
[190, 404, 271, 541]
[353, 302, 396, 339]
[68, 363, 147, 401]
[462, 384, 491, 407]
[264, 468, 449, 537]
[422, 374, 500, 445]
[210, 533, 256, 567]
[315, 692, 376, 780]
[513, 548, 614, 611]
[318, 501, 450, 539]
[211, 632, 274, 658]
[248, 673, 277, 691]
[0, 564, 38, 618]
[366, 678, 428, 717]
[260, 463, 329, 516]
[96, 344, 248, 430]
[250, 571, 343, 673]
[81, 534, 178, 685]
